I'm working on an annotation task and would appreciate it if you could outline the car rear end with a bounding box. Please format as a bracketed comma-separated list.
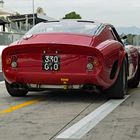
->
[2, 20, 110, 95]
[2, 34, 105, 91]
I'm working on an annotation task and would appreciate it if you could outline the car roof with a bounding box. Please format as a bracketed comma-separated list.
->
[44, 19, 115, 28]
[44, 19, 101, 25]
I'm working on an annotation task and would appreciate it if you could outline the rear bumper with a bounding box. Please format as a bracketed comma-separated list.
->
[3, 70, 109, 88]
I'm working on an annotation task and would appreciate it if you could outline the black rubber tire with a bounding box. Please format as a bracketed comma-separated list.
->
[105, 58, 127, 99]
[128, 54, 140, 88]
[5, 81, 28, 97]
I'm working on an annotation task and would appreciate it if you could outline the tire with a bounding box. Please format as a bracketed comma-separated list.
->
[128, 54, 140, 88]
[5, 80, 28, 97]
[105, 58, 127, 99]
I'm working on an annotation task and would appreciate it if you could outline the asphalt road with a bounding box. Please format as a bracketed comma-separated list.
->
[0, 82, 140, 140]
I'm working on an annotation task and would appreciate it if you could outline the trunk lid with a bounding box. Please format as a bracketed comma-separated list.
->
[2, 34, 102, 75]
[19, 33, 94, 47]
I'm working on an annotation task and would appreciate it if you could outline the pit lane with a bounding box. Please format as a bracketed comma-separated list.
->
[0, 82, 140, 140]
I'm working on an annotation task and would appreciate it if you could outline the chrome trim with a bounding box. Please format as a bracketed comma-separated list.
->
[28, 84, 82, 89]
[94, 24, 106, 36]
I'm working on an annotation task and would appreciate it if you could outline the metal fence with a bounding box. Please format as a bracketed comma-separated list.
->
[0, 32, 24, 45]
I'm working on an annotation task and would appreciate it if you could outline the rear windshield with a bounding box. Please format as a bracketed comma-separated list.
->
[26, 21, 101, 36]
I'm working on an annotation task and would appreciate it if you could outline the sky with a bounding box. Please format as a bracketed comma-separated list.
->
[3, 0, 140, 27]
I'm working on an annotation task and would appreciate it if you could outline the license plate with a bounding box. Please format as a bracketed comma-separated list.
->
[42, 55, 60, 71]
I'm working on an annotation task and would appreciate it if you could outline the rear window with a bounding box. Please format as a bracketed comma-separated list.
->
[26, 21, 101, 36]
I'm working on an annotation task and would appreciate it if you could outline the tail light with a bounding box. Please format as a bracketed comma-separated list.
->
[6, 57, 12, 65]
[6, 55, 18, 68]
[93, 57, 99, 67]
[87, 56, 100, 71]
[87, 63, 94, 71]
[11, 61, 18, 68]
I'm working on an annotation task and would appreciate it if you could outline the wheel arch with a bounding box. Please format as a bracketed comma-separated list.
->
[110, 52, 128, 80]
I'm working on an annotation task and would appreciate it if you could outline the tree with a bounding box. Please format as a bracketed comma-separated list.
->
[63, 11, 82, 19]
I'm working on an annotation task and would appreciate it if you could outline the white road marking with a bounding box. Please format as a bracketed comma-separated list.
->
[56, 95, 129, 139]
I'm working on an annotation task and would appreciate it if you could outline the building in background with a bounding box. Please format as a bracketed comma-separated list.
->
[0, 0, 56, 45]
[0, 0, 56, 33]
[7, 13, 56, 33]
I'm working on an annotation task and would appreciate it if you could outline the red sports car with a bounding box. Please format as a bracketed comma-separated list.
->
[2, 20, 140, 98]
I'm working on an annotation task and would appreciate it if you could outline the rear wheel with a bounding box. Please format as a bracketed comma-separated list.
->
[5, 80, 28, 97]
[105, 58, 127, 99]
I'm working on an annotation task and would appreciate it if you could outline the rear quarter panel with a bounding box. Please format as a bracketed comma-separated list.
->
[91, 26, 126, 88]
[97, 40, 125, 86]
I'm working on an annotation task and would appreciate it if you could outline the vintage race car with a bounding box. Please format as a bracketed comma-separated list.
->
[2, 20, 140, 98]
